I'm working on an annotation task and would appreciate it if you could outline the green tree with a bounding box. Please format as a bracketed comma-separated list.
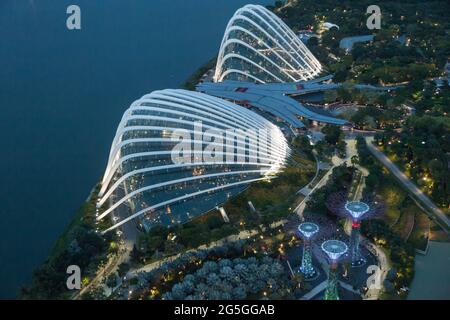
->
[321, 125, 343, 145]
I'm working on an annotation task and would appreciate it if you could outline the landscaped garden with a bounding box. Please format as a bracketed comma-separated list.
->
[355, 136, 434, 298]
[121, 228, 306, 300]
[163, 256, 292, 300]
[374, 115, 450, 209]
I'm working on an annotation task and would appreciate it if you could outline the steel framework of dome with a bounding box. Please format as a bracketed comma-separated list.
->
[96, 89, 290, 233]
[214, 4, 322, 84]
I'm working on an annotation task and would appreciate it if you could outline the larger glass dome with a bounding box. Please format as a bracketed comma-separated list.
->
[97, 89, 290, 232]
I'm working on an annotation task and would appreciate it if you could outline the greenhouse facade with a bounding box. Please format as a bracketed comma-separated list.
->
[97, 89, 289, 232]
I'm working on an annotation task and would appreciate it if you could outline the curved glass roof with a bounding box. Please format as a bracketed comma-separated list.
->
[214, 4, 322, 84]
[97, 89, 290, 232]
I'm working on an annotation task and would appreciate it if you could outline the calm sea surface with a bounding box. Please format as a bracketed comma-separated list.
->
[0, 0, 272, 298]
[408, 241, 450, 300]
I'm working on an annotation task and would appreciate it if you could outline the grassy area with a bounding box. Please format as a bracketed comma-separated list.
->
[305, 164, 355, 214]
[378, 183, 406, 226]
[374, 140, 450, 234]
[362, 219, 415, 295]
[392, 201, 416, 241]
[429, 221, 450, 242]
[347, 169, 362, 200]
[375, 116, 450, 209]
[209, 151, 315, 227]
[408, 211, 430, 252]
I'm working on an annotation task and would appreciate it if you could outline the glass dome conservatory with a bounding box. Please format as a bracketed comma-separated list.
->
[214, 4, 322, 83]
[96, 89, 289, 232]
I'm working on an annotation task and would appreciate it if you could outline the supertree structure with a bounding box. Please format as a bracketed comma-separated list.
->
[321, 240, 348, 300]
[326, 192, 385, 266]
[297, 222, 319, 279]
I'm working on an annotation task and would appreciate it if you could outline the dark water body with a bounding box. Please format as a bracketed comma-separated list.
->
[408, 241, 450, 300]
[0, 0, 272, 299]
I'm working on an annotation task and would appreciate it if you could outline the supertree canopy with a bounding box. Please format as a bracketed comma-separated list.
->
[297, 222, 319, 279]
[326, 192, 385, 220]
[326, 192, 385, 266]
[345, 201, 370, 220]
[321, 240, 348, 300]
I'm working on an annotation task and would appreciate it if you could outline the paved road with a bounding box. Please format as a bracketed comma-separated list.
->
[301, 280, 327, 300]
[294, 136, 359, 216]
[74, 243, 128, 299]
[366, 138, 450, 230]
[364, 241, 390, 300]
[74, 195, 136, 299]
[294, 165, 334, 217]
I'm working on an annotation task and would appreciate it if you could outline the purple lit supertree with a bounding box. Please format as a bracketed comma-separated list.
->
[321, 240, 348, 300]
[326, 192, 385, 267]
[297, 222, 319, 279]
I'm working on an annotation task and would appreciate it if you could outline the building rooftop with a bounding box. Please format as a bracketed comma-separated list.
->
[197, 80, 348, 128]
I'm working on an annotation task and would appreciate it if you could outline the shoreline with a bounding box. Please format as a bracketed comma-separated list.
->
[48, 57, 217, 260]
[23, 58, 217, 299]
[46, 181, 101, 265]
